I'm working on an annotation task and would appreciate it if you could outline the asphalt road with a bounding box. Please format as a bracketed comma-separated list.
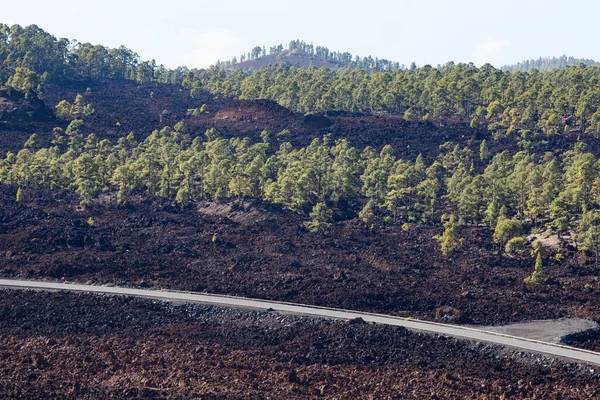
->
[2, 279, 600, 366]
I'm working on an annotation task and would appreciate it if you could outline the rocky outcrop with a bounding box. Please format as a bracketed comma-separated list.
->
[0, 87, 55, 122]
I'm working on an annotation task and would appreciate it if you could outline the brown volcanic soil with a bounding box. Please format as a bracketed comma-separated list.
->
[0, 88, 56, 152]
[41, 78, 218, 144]
[0, 79, 219, 152]
[2, 185, 600, 327]
[1, 289, 599, 399]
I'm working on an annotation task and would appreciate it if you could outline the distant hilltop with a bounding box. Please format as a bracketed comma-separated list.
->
[502, 55, 599, 73]
[230, 48, 345, 70]
[222, 41, 599, 74]
[217, 39, 404, 72]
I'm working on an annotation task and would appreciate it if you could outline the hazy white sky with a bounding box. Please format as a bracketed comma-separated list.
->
[2, 0, 598, 69]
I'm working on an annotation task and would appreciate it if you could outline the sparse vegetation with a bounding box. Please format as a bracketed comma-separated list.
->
[55, 94, 94, 120]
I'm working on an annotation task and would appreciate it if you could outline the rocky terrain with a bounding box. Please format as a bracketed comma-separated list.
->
[2, 184, 600, 328]
[1, 289, 599, 399]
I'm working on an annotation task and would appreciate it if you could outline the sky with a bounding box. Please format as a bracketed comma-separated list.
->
[2, 0, 599, 69]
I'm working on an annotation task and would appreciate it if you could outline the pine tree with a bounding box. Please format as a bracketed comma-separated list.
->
[505, 237, 525, 255]
[531, 239, 544, 258]
[578, 211, 600, 269]
[24, 134, 40, 150]
[403, 107, 418, 122]
[493, 214, 522, 251]
[176, 185, 191, 208]
[458, 175, 487, 224]
[479, 139, 490, 162]
[434, 215, 462, 256]
[524, 252, 545, 284]
[6, 67, 39, 98]
[55, 100, 72, 119]
[359, 199, 377, 226]
[304, 202, 333, 233]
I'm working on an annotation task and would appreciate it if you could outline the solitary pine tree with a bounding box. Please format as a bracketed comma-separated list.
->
[525, 252, 545, 284]
[304, 202, 332, 233]
[435, 214, 462, 256]
[479, 139, 490, 162]
[359, 199, 377, 226]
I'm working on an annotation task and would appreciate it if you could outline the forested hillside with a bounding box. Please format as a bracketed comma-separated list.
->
[4, 22, 600, 275]
[3, 119, 600, 266]
[191, 63, 600, 138]
[4, 23, 600, 140]
[503, 56, 599, 73]
[0, 23, 189, 85]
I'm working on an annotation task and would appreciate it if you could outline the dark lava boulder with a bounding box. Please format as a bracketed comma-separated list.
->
[303, 113, 333, 129]
[0, 87, 55, 122]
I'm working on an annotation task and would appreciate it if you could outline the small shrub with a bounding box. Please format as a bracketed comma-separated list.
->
[529, 226, 541, 235]
[505, 237, 525, 255]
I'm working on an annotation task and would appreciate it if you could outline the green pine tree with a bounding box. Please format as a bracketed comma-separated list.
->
[304, 202, 333, 233]
[524, 252, 545, 284]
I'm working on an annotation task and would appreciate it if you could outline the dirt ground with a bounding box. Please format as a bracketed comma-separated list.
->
[1, 289, 599, 399]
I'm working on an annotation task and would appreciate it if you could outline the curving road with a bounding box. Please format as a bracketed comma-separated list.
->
[2, 279, 600, 366]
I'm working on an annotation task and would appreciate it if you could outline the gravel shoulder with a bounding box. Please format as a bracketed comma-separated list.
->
[480, 318, 600, 344]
